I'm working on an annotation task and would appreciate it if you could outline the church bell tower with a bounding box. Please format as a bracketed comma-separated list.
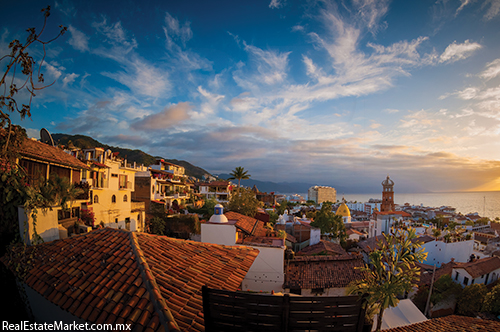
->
[381, 176, 395, 212]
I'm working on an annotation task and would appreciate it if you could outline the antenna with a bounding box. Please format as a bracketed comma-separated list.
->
[40, 128, 55, 146]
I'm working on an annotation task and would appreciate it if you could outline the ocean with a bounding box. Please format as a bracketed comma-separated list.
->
[288, 191, 500, 220]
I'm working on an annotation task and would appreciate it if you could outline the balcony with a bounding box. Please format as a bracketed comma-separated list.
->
[85, 178, 108, 189]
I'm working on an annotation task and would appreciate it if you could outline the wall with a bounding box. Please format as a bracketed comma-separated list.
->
[310, 228, 321, 246]
[452, 267, 500, 286]
[299, 287, 347, 297]
[242, 246, 285, 293]
[201, 223, 237, 246]
[422, 240, 474, 267]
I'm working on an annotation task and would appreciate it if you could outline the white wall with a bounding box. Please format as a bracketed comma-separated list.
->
[452, 267, 500, 287]
[299, 287, 347, 297]
[242, 246, 284, 293]
[310, 228, 321, 246]
[422, 240, 474, 267]
[201, 223, 237, 246]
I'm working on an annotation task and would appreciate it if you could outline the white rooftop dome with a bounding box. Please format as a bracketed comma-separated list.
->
[208, 204, 228, 223]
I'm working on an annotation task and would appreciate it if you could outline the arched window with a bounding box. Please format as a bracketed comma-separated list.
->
[123, 195, 128, 202]
[94, 195, 99, 204]
[112, 195, 116, 203]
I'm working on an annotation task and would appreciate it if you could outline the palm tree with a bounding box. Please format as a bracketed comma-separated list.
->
[347, 228, 428, 332]
[228, 166, 250, 192]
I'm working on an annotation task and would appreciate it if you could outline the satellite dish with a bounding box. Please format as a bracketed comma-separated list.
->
[40, 128, 55, 146]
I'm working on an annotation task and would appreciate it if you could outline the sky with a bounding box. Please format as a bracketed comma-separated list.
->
[2, 0, 500, 193]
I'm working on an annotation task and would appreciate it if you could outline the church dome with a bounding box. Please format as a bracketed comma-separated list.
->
[336, 202, 351, 217]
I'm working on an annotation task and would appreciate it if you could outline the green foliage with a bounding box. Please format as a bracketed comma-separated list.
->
[476, 217, 490, 226]
[80, 209, 95, 227]
[482, 284, 500, 315]
[347, 228, 428, 332]
[227, 166, 250, 190]
[149, 217, 165, 235]
[268, 211, 279, 225]
[310, 202, 346, 245]
[277, 230, 286, 239]
[276, 200, 288, 215]
[456, 283, 487, 316]
[432, 228, 441, 238]
[204, 197, 218, 218]
[413, 275, 463, 312]
[306, 200, 316, 205]
[227, 188, 260, 217]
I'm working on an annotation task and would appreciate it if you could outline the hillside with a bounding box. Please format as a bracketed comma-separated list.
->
[52, 133, 212, 179]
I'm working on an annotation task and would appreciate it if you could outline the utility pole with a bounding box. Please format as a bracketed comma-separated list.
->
[424, 263, 437, 318]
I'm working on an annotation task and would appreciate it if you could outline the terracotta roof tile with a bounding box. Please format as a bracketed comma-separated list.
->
[224, 211, 259, 235]
[453, 256, 500, 279]
[284, 254, 366, 289]
[385, 315, 500, 331]
[18, 138, 88, 170]
[296, 240, 347, 256]
[3, 228, 259, 332]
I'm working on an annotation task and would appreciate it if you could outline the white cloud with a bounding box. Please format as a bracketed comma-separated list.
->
[68, 25, 89, 52]
[269, 0, 284, 9]
[164, 12, 193, 48]
[243, 43, 291, 85]
[457, 87, 479, 100]
[479, 58, 500, 80]
[62, 73, 79, 87]
[352, 0, 390, 33]
[92, 18, 137, 53]
[439, 40, 482, 63]
[483, 0, 500, 20]
[131, 102, 191, 131]
[456, 0, 473, 16]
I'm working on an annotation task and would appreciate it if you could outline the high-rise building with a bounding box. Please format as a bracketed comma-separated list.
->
[381, 176, 395, 212]
[308, 186, 337, 204]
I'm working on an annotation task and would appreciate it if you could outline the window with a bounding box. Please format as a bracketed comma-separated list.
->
[115, 218, 118, 223]
[112, 195, 116, 203]
[119, 175, 128, 189]
[123, 195, 128, 202]
[471, 279, 475, 284]
[455, 272, 459, 281]
[464, 277, 469, 286]
[94, 195, 99, 204]
[111, 173, 118, 178]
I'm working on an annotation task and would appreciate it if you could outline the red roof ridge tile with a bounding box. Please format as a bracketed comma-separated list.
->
[128, 232, 181, 332]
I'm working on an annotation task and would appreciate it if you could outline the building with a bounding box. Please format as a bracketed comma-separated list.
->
[384, 315, 500, 332]
[369, 211, 412, 237]
[381, 176, 395, 212]
[336, 198, 352, 223]
[1, 228, 259, 331]
[196, 180, 232, 203]
[201, 206, 286, 292]
[283, 254, 366, 296]
[80, 148, 146, 231]
[133, 159, 191, 213]
[16, 137, 90, 243]
[451, 256, 500, 287]
[307, 186, 336, 204]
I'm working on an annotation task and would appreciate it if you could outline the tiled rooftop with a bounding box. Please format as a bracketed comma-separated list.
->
[19, 138, 89, 170]
[3, 228, 259, 331]
[225, 211, 260, 235]
[453, 256, 500, 279]
[284, 254, 366, 289]
[296, 240, 347, 256]
[384, 315, 500, 331]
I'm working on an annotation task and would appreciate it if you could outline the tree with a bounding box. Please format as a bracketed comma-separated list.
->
[456, 283, 487, 316]
[227, 188, 260, 217]
[227, 166, 250, 192]
[310, 202, 346, 245]
[1, 6, 67, 155]
[347, 228, 428, 332]
[276, 200, 288, 215]
[432, 228, 441, 238]
[412, 275, 462, 312]
[482, 283, 500, 315]
[149, 217, 165, 235]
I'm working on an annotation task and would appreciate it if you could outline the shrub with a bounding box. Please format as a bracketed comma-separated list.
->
[456, 283, 487, 316]
[482, 284, 500, 315]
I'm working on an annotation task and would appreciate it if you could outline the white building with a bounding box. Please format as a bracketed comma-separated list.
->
[421, 238, 474, 267]
[451, 256, 500, 287]
[201, 206, 285, 293]
[369, 211, 412, 238]
[197, 181, 232, 203]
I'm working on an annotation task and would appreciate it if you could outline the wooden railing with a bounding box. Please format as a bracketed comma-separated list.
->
[202, 286, 366, 332]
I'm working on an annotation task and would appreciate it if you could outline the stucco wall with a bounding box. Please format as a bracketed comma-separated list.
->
[422, 240, 474, 267]
[242, 246, 284, 293]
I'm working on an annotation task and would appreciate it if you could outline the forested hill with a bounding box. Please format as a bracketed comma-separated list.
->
[52, 133, 212, 179]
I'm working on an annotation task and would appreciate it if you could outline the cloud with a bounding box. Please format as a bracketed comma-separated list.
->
[479, 58, 500, 80]
[101, 58, 171, 98]
[456, 87, 479, 100]
[242, 43, 291, 85]
[456, 0, 473, 16]
[439, 40, 482, 63]
[483, 0, 500, 20]
[68, 25, 89, 52]
[269, 0, 284, 9]
[62, 73, 79, 87]
[131, 102, 191, 131]
[99, 134, 149, 148]
[164, 12, 193, 48]
[92, 18, 137, 53]
[352, 0, 390, 34]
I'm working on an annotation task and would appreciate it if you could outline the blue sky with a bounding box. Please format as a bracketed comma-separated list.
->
[2, 0, 500, 193]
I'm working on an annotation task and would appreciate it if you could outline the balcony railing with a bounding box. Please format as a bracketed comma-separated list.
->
[119, 181, 133, 190]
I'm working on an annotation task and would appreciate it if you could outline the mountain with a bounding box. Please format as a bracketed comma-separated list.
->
[52, 133, 212, 179]
[216, 173, 314, 194]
